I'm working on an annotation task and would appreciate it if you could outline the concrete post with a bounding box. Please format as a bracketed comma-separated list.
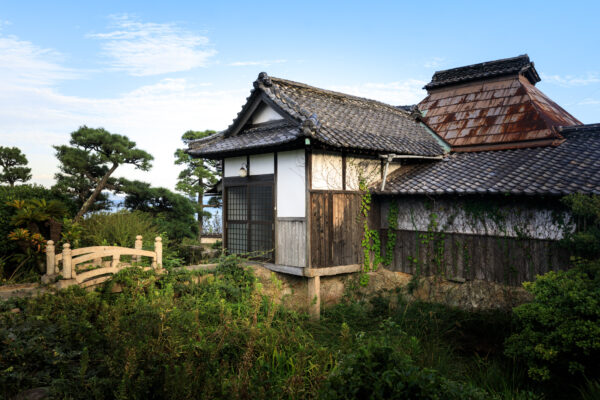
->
[62, 243, 72, 279]
[134, 235, 143, 264]
[307, 276, 321, 320]
[154, 237, 162, 269]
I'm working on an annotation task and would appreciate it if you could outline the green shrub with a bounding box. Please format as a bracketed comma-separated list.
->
[321, 319, 486, 400]
[561, 194, 600, 259]
[0, 185, 76, 256]
[505, 258, 600, 382]
[80, 210, 160, 248]
[0, 258, 332, 399]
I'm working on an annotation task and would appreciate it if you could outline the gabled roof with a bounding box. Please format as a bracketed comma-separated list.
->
[424, 54, 540, 90]
[188, 73, 447, 158]
[378, 124, 600, 196]
[418, 56, 581, 151]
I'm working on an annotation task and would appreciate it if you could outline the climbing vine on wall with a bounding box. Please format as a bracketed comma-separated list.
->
[383, 200, 399, 266]
[359, 179, 382, 285]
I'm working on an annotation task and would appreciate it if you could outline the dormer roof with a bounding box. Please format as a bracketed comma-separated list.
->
[418, 55, 581, 151]
[424, 54, 540, 90]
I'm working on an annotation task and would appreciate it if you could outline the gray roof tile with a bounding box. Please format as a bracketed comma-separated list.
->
[188, 73, 446, 158]
[425, 54, 540, 90]
[379, 125, 600, 196]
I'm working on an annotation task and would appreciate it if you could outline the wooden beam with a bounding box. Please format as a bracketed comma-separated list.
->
[307, 276, 320, 320]
[342, 153, 347, 191]
[303, 264, 361, 277]
[305, 147, 312, 269]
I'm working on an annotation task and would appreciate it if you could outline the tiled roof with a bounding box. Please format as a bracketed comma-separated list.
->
[188, 123, 301, 156]
[378, 124, 600, 196]
[424, 54, 540, 90]
[418, 73, 581, 150]
[188, 73, 446, 158]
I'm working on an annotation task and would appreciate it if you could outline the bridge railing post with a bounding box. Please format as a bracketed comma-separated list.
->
[45, 240, 55, 277]
[62, 243, 72, 279]
[134, 235, 143, 264]
[154, 237, 162, 270]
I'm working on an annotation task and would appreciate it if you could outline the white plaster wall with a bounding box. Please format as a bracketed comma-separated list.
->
[380, 197, 570, 240]
[250, 153, 274, 175]
[252, 103, 283, 124]
[346, 156, 382, 190]
[312, 151, 343, 190]
[224, 156, 247, 178]
[277, 149, 305, 218]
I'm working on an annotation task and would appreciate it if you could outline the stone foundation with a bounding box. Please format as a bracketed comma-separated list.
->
[249, 265, 532, 314]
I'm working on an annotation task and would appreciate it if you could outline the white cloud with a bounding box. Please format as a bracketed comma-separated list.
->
[88, 14, 216, 76]
[0, 34, 78, 86]
[578, 98, 600, 105]
[0, 30, 243, 189]
[228, 59, 287, 67]
[327, 79, 427, 106]
[542, 73, 600, 87]
[0, 78, 247, 189]
[424, 57, 444, 69]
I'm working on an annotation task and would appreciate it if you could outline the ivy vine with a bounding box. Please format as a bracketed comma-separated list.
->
[359, 180, 381, 286]
[383, 200, 399, 266]
[359, 181, 400, 286]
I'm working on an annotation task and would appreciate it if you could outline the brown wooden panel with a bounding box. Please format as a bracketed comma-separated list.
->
[386, 229, 570, 286]
[310, 192, 363, 268]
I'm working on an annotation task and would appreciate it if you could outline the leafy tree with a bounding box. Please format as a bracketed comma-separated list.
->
[52, 147, 113, 213]
[124, 180, 197, 241]
[174, 130, 221, 240]
[505, 258, 600, 383]
[54, 126, 153, 221]
[0, 184, 76, 259]
[0, 146, 32, 186]
[9, 199, 68, 236]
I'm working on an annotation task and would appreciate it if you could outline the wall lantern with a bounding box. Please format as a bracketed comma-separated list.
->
[239, 163, 248, 177]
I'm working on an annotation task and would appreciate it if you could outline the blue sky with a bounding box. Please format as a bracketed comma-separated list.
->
[1, 0, 599, 189]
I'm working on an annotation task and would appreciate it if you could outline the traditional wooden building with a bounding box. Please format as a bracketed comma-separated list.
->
[188, 55, 600, 313]
[188, 71, 448, 273]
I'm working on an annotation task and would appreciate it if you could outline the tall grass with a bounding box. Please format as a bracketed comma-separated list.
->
[80, 210, 159, 248]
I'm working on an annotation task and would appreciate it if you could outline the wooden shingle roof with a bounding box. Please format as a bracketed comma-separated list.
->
[419, 55, 581, 151]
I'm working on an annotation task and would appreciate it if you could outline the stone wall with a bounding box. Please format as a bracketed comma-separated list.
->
[249, 264, 531, 313]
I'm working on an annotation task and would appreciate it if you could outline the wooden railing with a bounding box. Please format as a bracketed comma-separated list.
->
[44, 235, 163, 288]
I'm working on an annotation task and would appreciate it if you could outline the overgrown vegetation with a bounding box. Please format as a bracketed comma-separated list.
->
[0, 257, 555, 400]
[505, 257, 600, 384]
[0, 184, 76, 283]
[561, 193, 600, 259]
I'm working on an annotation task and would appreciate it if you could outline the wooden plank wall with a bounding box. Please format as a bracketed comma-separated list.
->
[276, 219, 306, 267]
[382, 229, 570, 286]
[310, 192, 363, 268]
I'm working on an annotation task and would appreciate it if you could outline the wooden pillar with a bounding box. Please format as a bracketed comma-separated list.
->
[134, 235, 143, 264]
[62, 243, 72, 279]
[307, 276, 320, 320]
[154, 237, 163, 269]
[45, 240, 55, 276]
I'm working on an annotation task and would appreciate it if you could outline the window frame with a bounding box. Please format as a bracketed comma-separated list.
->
[223, 174, 274, 261]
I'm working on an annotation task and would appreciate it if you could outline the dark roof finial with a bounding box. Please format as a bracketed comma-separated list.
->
[257, 72, 272, 87]
[301, 113, 320, 136]
[409, 105, 422, 121]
